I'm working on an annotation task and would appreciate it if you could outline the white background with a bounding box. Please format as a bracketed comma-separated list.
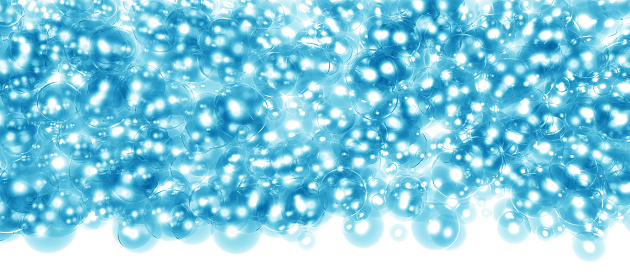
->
[0, 213, 628, 274]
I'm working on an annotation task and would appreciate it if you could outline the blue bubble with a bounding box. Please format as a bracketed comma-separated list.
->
[297, 230, 316, 250]
[114, 219, 157, 251]
[213, 228, 262, 254]
[385, 176, 427, 218]
[319, 168, 367, 217]
[572, 232, 606, 261]
[342, 214, 384, 248]
[411, 203, 461, 250]
[389, 223, 407, 241]
[497, 211, 531, 244]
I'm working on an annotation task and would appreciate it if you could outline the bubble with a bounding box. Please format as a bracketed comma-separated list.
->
[215, 84, 268, 141]
[385, 176, 427, 218]
[24, 230, 77, 253]
[111, 158, 159, 202]
[555, 192, 602, 227]
[315, 101, 357, 135]
[342, 214, 384, 248]
[297, 230, 316, 250]
[198, 18, 247, 83]
[0, 113, 38, 155]
[319, 168, 367, 217]
[77, 73, 129, 128]
[411, 203, 461, 250]
[284, 185, 325, 226]
[213, 228, 262, 254]
[497, 211, 531, 244]
[132, 1, 174, 52]
[455, 202, 477, 224]
[189, 183, 222, 221]
[572, 232, 606, 261]
[89, 26, 137, 72]
[115, 219, 157, 251]
[389, 223, 407, 241]
[431, 153, 479, 200]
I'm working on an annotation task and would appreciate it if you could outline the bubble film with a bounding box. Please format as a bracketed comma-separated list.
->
[0, 0, 629, 261]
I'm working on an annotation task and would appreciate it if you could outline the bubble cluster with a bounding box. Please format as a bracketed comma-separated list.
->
[0, 0, 629, 260]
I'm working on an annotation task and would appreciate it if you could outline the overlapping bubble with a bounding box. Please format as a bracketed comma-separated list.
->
[0, 0, 629, 261]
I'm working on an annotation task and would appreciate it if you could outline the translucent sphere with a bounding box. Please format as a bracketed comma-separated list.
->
[497, 211, 531, 244]
[0, 114, 38, 155]
[572, 232, 606, 261]
[89, 26, 137, 72]
[342, 215, 384, 248]
[319, 168, 367, 217]
[77, 73, 129, 128]
[189, 184, 223, 222]
[385, 176, 427, 218]
[132, 1, 174, 52]
[283, 185, 325, 226]
[36, 83, 78, 122]
[215, 84, 268, 141]
[411, 203, 461, 250]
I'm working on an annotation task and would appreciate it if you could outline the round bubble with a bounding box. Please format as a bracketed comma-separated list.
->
[319, 168, 367, 217]
[342, 215, 384, 248]
[297, 231, 316, 250]
[497, 211, 531, 244]
[411, 203, 461, 250]
[389, 224, 407, 241]
[572, 232, 606, 261]
[213, 228, 262, 254]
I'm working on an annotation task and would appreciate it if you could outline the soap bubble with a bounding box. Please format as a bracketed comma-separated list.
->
[411, 203, 461, 250]
[89, 26, 137, 72]
[385, 176, 427, 218]
[289, 230, 313, 250]
[572, 232, 606, 261]
[497, 211, 531, 244]
[389, 223, 407, 241]
[319, 168, 367, 217]
[213, 227, 262, 254]
[215, 84, 268, 141]
[342, 214, 384, 248]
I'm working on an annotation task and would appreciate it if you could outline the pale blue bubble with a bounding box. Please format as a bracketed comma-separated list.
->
[342, 215, 384, 248]
[213, 228, 262, 254]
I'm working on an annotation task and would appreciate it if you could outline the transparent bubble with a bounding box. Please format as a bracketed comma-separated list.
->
[132, 1, 174, 52]
[89, 26, 137, 72]
[385, 176, 427, 218]
[297, 230, 316, 250]
[411, 203, 461, 250]
[319, 168, 367, 217]
[215, 84, 268, 141]
[213, 228, 262, 254]
[572, 232, 606, 261]
[497, 211, 531, 244]
[284, 185, 325, 226]
[389, 223, 407, 241]
[342, 214, 384, 248]
[114, 219, 156, 251]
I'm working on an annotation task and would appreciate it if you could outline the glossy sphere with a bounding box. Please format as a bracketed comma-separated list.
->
[77, 73, 128, 128]
[0, 114, 38, 155]
[215, 84, 268, 141]
[284, 185, 325, 226]
[342, 215, 384, 248]
[36, 83, 78, 122]
[411, 204, 461, 250]
[319, 168, 367, 217]
[572, 232, 606, 261]
[497, 211, 531, 244]
[386, 176, 427, 218]
[89, 26, 137, 72]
